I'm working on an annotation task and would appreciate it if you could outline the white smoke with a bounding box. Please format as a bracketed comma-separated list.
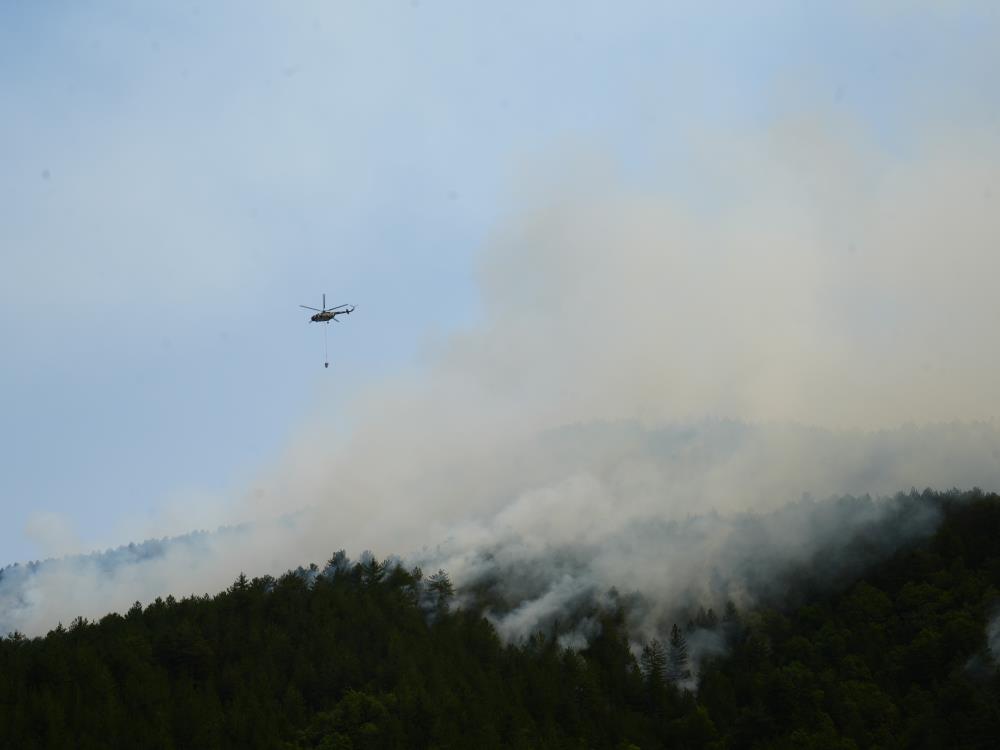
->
[5, 121, 1000, 639]
[2, 423, 995, 638]
[988, 612, 1000, 664]
[23, 512, 82, 560]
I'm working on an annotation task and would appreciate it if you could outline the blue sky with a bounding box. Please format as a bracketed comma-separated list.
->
[2, 2, 999, 566]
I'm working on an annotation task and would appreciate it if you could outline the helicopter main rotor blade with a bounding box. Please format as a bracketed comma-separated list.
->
[300, 305, 322, 311]
[325, 303, 350, 311]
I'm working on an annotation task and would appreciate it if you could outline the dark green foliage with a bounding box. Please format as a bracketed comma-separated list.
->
[0, 552, 698, 749]
[426, 569, 455, 614]
[641, 638, 667, 687]
[667, 624, 690, 683]
[699, 490, 1000, 749]
[2, 491, 1000, 749]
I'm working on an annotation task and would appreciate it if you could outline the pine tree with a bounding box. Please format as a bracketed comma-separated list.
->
[324, 550, 350, 578]
[640, 639, 666, 687]
[427, 569, 454, 611]
[359, 555, 386, 586]
[667, 623, 690, 682]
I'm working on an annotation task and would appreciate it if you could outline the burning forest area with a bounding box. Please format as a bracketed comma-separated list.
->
[4, 2, 1000, 748]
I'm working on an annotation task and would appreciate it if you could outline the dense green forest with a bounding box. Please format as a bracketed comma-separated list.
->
[2, 490, 1000, 749]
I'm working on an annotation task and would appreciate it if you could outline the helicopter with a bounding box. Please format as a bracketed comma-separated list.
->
[300, 294, 355, 323]
[300, 294, 355, 368]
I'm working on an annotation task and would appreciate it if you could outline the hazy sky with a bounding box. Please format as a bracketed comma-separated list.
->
[2, 1, 999, 566]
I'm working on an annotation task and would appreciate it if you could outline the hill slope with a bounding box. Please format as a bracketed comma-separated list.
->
[2, 490, 999, 749]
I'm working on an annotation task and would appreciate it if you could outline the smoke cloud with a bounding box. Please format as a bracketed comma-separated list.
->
[4, 121, 1000, 643]
[23, 512, 82, 560]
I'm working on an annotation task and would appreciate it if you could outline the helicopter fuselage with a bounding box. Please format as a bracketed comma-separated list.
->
[302, 297, 354, 325]
[310, 309, 350, 323]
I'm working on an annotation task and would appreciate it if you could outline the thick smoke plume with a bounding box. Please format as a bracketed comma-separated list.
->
[988, 611, 1000, 665]
[4, 124, 1000, 641]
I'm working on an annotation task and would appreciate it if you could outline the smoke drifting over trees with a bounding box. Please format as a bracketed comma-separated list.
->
[4, 125, 1000, 643]
[3, 424, 998, 643]
[5, 491, 1000, 748]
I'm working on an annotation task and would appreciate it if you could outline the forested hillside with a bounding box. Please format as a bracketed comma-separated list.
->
[2, 490, 999, 749]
